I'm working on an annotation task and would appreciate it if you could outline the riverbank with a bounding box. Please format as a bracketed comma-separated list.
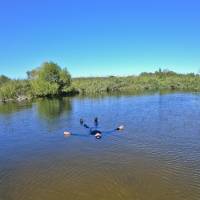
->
[72, 73, 200, 95]
[1, 67, 200, 102]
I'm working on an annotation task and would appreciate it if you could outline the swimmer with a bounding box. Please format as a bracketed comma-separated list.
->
[80, 118, 124, 139]
[64, 118, 124, 139]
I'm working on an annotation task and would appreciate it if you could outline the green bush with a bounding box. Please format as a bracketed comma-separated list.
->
[30, 62, 72, 97]
[0, 80, 30, 101]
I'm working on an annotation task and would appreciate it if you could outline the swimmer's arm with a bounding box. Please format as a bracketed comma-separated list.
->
[64, 131, 90, 137]
[101, 125, 125, 134]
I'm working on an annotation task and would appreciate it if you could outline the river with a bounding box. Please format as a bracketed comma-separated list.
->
[0, 93, 200, 200]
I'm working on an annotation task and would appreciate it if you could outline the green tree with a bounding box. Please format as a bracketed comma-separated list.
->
[58, 68, 71, 93]
[30, 62, 72, 97]
[27, 69, 39, 80]
[38, 62, 60, 83]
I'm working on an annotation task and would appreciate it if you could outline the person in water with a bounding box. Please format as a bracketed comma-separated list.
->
[64, 117, 124, 139]
[80, 117, 124, 139]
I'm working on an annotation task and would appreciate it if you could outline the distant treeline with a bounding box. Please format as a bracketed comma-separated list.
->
[1, 62, 200, 101]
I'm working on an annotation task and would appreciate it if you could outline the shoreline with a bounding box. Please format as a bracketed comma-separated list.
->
[2, 68, 200, 103]
[1, 89, 199, 103]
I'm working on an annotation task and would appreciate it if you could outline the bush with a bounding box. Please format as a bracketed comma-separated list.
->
[0, 80, 30, 101]
[30, 62, 72, 97]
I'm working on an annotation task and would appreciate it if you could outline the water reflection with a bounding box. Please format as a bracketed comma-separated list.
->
[0, 101, 32, 115]
[36, 98, 72, 120]
[76, 90, 157, 99]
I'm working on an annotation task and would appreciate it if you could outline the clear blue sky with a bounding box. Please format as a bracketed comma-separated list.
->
[0, 0, 200, 78]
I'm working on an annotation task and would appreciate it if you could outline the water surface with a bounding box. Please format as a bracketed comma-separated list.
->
[1, 93, 200, 200]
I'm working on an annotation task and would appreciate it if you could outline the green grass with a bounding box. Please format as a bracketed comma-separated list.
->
[72, 72, 200, 95]
[0, 80, 31, 101]
[1, 67, 200, 102]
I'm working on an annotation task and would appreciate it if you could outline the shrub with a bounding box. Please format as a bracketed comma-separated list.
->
[30, 62, 72, 97]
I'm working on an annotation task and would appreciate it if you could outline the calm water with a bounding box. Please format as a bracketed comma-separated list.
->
[1, 93, 200, 200]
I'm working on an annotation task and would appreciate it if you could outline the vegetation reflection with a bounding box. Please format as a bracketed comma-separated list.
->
[36, 98, 72, 120]
[0, 102, 32, 115]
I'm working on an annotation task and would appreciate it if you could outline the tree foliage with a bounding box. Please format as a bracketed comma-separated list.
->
[27, 68, 39, 80]
[30, 62, 71, 97]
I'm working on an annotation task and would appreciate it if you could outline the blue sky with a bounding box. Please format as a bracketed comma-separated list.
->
[0, 0, 200, 78]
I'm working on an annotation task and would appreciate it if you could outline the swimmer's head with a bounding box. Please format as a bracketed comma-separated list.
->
[95, 132, 102, 139]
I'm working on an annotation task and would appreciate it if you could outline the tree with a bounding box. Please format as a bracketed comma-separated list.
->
[38, 62, 60, 83]
[30, 62, 72, 97]
[58, 68, 71, 93]
[27, 69, 39, 80]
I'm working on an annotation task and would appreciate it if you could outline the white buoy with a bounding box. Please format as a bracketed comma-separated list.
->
[118, 125, 124, 131]
[64, 131, 71, 136]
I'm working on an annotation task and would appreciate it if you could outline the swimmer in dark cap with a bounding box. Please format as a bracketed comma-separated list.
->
[80, 117, 124, 139]
[64, 118, 124, 139]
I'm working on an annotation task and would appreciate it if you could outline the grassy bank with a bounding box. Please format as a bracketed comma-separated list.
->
[1, 63, 200, 102]
[72, 71, 200, 95]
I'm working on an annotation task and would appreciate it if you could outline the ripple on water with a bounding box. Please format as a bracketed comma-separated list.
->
[1, 93, 200, 200]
